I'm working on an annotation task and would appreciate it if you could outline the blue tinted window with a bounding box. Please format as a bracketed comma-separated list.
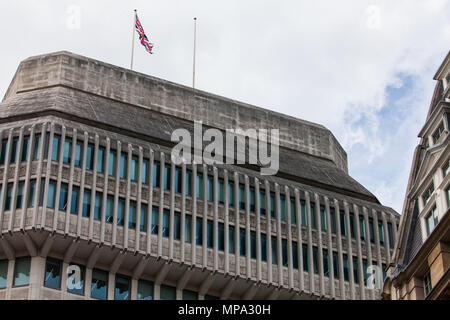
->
[120, 153, 127, 179]
[86, 144, 94, 170]
[97, 147, 105, 174]
[10, 138, 19, 163]
[185, 170, 192, 196]
[21, 137, 30, 162]
[82, 190, 91, 218]
[140, 203, 148, 232]
[47, 181, 56, 209]
[13, 257, 30, 287]
[117, 199, 125, 226]
[218, 179, 225, 204]
[94, 192, 102, 221]
[270, 192, 275, 218]
[0, 139, 7, 164]
[185, 215, 192, 243]
[261, 234, 267, 261]
[251, 231, 257, 259]
[207, 220, 213, 248]
[196, 174, 204, 199]
[63, 139, 72, 164]
[44, 258, 61, 289]
[108, 150, 116, 176]
[0, 260, 8, 289]
[320, 206, 327, 232]
[260, 191, 267, 216]
[67, 264, 85, 295]
[28, 180, 36, 207]
[59, 183, 68, 211]
[271, 236, 277, 265]
[114, 275, 130, 300]
[151, 208, 159, 234]
[15, 182, 24, 209]
[162, 209, 170, 237]
[239, 228, 246, 256]
[303, 244, 309, 272]
[301, 201, 307, 227]
[175, 167, 182, 193]
[142, 160, 148, 184]
[207, 176, 214, 202]
[174, 212, 181, 240]
[290, 199, 297, 224]
[228, 183, 234, 206]
[51, 136, 60, 161]
[239, 184, 246, 210]
[106, 195, 114, 223]
[218, 223, 225, 251]
[138, 280, 154, 300]
[292, 242, 298, 269]
[280, 194, 287, 221]
[282, 239, 288, 267]
[74, 141, 83, 167]
[196, 217, 203, 245]
[164, 166, 171, 190]
[131, 156, 138, 182]
[33, 134, 42, 161]
[153, 161, 160, 187]
[129, 201, 137, 229]
[249, 188, 255, 212]
[70, 186, 79, 214]
[91, 269, 108, 300]
[229, 225, 235, 254]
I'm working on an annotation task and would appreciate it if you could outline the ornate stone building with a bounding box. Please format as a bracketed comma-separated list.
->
[0, 51, 399, 300]
[383, 51, 450, 300]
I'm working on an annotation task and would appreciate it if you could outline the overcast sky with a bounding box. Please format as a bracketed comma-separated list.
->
[1, 0, 449, 213]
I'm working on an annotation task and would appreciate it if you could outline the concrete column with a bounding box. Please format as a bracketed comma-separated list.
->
[28, 256, 45, 299]
[85, 268, 92, 300]
[371, 209, 382, 300]
[108, 273, 114, 300]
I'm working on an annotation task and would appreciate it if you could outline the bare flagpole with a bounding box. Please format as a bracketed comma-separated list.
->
[192, 17, 197, 89]
[130, 9, 136, 70]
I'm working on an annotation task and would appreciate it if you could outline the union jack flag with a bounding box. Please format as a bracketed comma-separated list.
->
[135, 13, 153, 54]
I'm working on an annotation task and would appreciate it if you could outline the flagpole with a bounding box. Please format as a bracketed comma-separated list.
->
[131, 9, 136, 70]
[192, 17, 197, 89]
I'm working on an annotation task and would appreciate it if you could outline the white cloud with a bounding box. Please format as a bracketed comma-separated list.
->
[0, 0, 449, 213]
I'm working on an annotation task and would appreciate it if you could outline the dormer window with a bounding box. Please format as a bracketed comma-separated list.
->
[423, 183, 435, 205]
[432, 122, 445, 144]
[425, 206, 439, 236]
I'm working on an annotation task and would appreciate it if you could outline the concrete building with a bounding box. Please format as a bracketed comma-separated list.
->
[0, 51, 399, 300]
[383, 51, 450, 300]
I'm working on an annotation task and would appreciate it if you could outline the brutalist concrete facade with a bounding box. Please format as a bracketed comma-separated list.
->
[0, 51, 399, 300]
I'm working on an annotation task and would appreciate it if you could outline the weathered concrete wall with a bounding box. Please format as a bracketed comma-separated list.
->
[3, 51, 348, 173]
